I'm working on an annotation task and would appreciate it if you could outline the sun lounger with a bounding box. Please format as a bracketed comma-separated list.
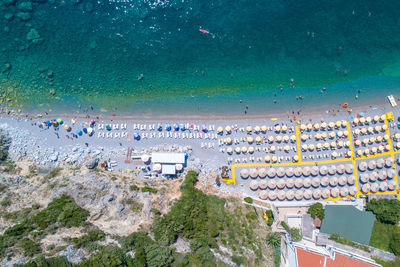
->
[114, 132, 121, 138]
[98, 132, 105, 138]
[106, 132, 113, 138]
[98, 124, 104, 130]
[121, 132, 127, 138]
[121, 123, 127, 130]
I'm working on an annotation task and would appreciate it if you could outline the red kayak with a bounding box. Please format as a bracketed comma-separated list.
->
[199, 29, 209, 34]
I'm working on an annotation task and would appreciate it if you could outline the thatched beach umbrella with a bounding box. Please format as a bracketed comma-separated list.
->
[320, 165, 328, 176]
[248, 146, 255, 154]
[258, 191, 268, 200]
[360, 173, 369, 183]
[322, 189, 330, 198]
[295, 178, 303, 188]
[358, 162, 367, 171]
[388, 180, 397, 191]
[294, 167, 303, 177]
[386, 157, 394, 167]
[347, 175, 356, 185]
[387, 169, 395, 179]
[357, 150, 364, 157]
[265, 155, 271, 162]
[353, 118, 359, 124]
[274, 125, 281, 132]
[235, 147, 241, 154]
[313, 189, 322, 199]
[276, 135, 282, 142]
[303, 166, 311, 177]
[303, 178, 311, 188]
[338, 176, 347, 186]
[286, 190, 295, 200]
[295, 190, 304, 200]
[340, 187, 349, 197]
[371, 183, 379, 193]
[282, 125, 288, 132]
[328, 165, 337, 175]
[246, 126, 253, 133]
[304, 189, 312, 200]
[321, 177, 329, 187]
[369, 172, 378, 182]
[278, 191, 286, 201]
[380, 182, 388, 192]
[286, 167, 294, 177]
[362, 184, 371, 193]
[225, 126, 231, 133]
[247, 136, 254, 144]
[227, 147, 233, 154]
[269, 191, 277, 200]
[373, 115, 379, 122]
[378, 170, 387, 180]
[277, 179, 286, 189]
[250, 180, 259, 191]
[261, 125, 267, 132]
[331, 188, 339, 197]
[311, 178, 321, 188]
[267, 168, 276, 178]
[286, 179, 294, 188]
[349, 186, 358, 196]
[254, 126, 261, 133]
[314, 123, 320, 130]
[336, 164, 345, 174]
[241, 146, 247, 153]
[277, 167, 285, 177]
[368, 127, 373, 134]
[250, 168, 258, 179]
[329, 177, 338, 187]
[377, 158, 385, 168]
[283, 135, 289, 142]
[311, 166, 319, 176]
[321, 122, 327, 129]
[258, 168, 267, 178]
[368, 160, 376, 170]
[259, 180, 268, 190]
[308, 144, 315, 151]
[290, 135, 297, 142]
[360, 117, 366, 124]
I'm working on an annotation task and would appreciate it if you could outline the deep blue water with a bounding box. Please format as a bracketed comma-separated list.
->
[0, 0, 400, 115]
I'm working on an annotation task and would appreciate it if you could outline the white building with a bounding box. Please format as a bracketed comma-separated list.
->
[151, 152, 186, 175]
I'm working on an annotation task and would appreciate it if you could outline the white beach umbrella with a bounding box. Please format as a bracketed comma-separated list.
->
[336, 164, 345, 174]
[307, 123, 313, 131]
[264, 155, 271, 162]
[254, 126, 261, 133]
[141, 154, 150, 163]
[347, 175, 356, 185]
[373, 115, 379, 122]
[315, 133, 321, 140]
[311, 166, 319, 176]
[250, 168, 258, 178]
[376, 135, 383, 143]
[308, 144, 315, 151]
[354, 129, 361, 135]
[227, 147, 233, 154]
[328, 122, 335, 129]
[235, 147, 241, 154]
[290, 135, 297, 142]
[321, 132, 328, 139]
[225, 126, 231, 133]
[375, 125, 382, 132]
[282, 125, 288, 132]
[364, 148, 370, 155]
[321, 122, 327, 129]
[277, 179, 286, 189]
[388, 180, 397, 191]
[176, 164, 183, 171]
[338, 176, 347, 186]
[268, 180, 277, 189]
[371, 183, 379, 193]
[301, 134, 308, 142]
[361, 128, 367, 134]
[368, 126, 374, 134]
[300, 124, 306, 131]
[362, 183, 371, 193]
[397, 142, 400, 149]
[387, 169, 395, 179]
[278, 190, 286, 201]
[153, 163, 162, 172]
[286, 179, 295, 188]
[380, 182, 388, 192]
[276, 167, 285, 177]
[386, 157, 394, 167]
[321, 177, 329, 187]
[250, 180, 259, 190]
[342, 120, 348, 127]
[313, 189, 322, 199]
[259, 180, 268, 190]
[301, 144, 308, 151]
[371, 147, 378, 154]
[316, 143, 323, 150]
[355, 139, 361, 146]
[269, 191, 277, 200]
[274, 125, 281, 132]
[272, 156, 278, 163]
[270, 146, 276, 153]
[303, 166, 311, 177]
[360, 117, 366, 124]
[331, 188, 339, 197]
[377, 158, 385, 168]
[345, 164, 354, 174]
[340, 187, 349, 197]
[258, 191, 268, 200]
[314, 123, 320, 130]
[246, 126, 253, 132]
[286, 190, 295, 200]
[360, 173, 369, 183]
[295, 190, 304, 200]
[328, 165, 337, 175]
[295, 178, 303, 188]
[286, 167, 294, 177]
[322, 188, 331, 198]
[268, 168, 276, 178]
[349, 186, 358, 196]
[303, 178, 311, 188]
[283, 135, 289, 142]
[363, 138, 369, 145]
[320, 165, 328, 176]
[395, 133, 400, 141]
[247, 136, 254, 144]
[370, 136, 376, 143]
[329, 132, 336, 139]
[384, 134, 390, 141]
[378, 170, 387, 180]
[259, 168, 268, 178]
[337, 131, 343, 137]
[358, 162, 367, 171]
[345, 141, 351, 147]
[385, 144, 391, 151]
[294, 167, 303, 177]
[337, 141, 344, 148]
[369, 172, 378, 182]
[276, 135, 282, 142]
[368, 160, 376, 170]
[357, 150, 364, 157]
[311, 178, 321, 188]
[335, 121, 342, 128]
[268, 136, 275, 143]
[304, 189, 312, 200]
[366, 117, 372, 123]
[329, 177, 338, 187]
[241, 146, 248, 153]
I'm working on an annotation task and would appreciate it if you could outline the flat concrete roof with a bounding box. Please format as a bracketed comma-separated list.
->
[151, 152, 185, 164]
[162, 164, 176, 175]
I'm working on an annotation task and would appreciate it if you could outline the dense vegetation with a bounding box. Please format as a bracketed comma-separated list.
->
[367, 199, 400, 225]
[281, 221, 302, 242]
[329, 234, 371, 252]
[307, 203, 325, 220]
[265, 209, 274, 226]
[0, 129, 10, 162]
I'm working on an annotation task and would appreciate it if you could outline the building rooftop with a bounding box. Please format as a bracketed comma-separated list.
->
[320, 205, 375, 245]
[162, 164, 176, 175]
[151, 152, 185, 164]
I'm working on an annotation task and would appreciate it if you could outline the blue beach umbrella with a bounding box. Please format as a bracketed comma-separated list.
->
[45, 120, 51, 126]
[173, 123, 179, 131]
[133, 132, 140, 139]
[157, 123, 162, 131]
[180, 124, 185, 131]
[106, 124, 111, 131]
[83, 127, 88, 134]
[76, 129, 83, 136]
[201, 124, 207, 132]
[166, 124, 171, 131]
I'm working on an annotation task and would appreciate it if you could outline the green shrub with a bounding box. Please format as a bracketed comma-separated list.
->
[280, 221, 290, 231]
[22, 254, 72, 267]
[129, 184, 139, 191]
[232, 255, 245, 265]
[329, 233, 371, 252]
[390, 227, 400, 256]
[265, 210, 274, 226]
[141, 186, 158, 193]
[307, 203, 325, 219]
[367, 199, 400, 225]
[72, 230, 105, 249]
[289, 228, 302, 242]
[20, 239, 41, 257]
[244, 197, 253, 204]
[77, 246, 136, 266]
[266, 232, 281, 248]
[33, 194, 89, 229]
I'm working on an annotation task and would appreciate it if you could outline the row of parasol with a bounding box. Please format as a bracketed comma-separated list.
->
[353, 125, 388, 135]
[249, 176, 356, 190]
[301, 141, 351, 151]
[358, 157, 394, 171]
[360, 181, 397, 193]
[359, 169, 396, 182]
[299, 121, 348, 131]
[240, 164, 354, 179]
[257, 186, 358, 201]
[223, 135, 297, 145]
[353, 115, 386, 125]
[301, 131, 349, 141]
[217, 125, 289, 135]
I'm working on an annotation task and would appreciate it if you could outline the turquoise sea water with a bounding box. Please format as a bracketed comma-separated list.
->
[0, 0, 400, 115]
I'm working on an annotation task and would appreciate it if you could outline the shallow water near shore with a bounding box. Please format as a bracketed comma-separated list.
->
[0, 0, 400, 115]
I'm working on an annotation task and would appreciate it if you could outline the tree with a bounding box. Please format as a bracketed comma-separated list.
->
[390, 227, 400, 256]
[289, 228, 302, 242]
[367, 199, 400, 225]
[307, 203, 325, 220]
[266, 232, 281, 248]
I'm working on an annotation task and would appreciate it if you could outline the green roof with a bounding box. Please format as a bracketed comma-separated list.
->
[320, 205, 375, 245]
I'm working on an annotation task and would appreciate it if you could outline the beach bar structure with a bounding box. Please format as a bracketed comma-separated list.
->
[151, 152, 186, 176]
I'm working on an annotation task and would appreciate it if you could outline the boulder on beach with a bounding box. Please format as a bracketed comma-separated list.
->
[86, 158, 99, 169]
